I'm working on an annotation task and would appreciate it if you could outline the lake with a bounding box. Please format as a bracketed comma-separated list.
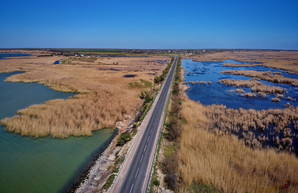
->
[182, 59, 298, 110]
[0, 54, 114, 193]
[182, 59, 298, 154]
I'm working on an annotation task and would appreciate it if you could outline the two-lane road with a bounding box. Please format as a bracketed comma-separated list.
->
[110, 56, 178, 193]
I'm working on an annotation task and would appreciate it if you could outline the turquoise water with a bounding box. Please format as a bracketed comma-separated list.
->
[0, 54, 114, 193]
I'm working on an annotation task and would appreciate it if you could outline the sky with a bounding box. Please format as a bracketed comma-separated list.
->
[0, 0, 298, 49]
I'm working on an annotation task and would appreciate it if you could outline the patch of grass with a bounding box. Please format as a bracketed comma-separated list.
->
[140, 79, 153, 88]
[128, 79, 153, 89]
[154, 58, 173, 84]
[222, 70, 298, 86]
[191, 183, 220, 193]
[163, 143, 176, 158]
[116, 133, 132, 146]
[103, 173, 116, 190]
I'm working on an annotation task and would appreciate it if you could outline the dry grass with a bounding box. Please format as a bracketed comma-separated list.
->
[186, 51, 298, 74]
[1, 91, 136, 138]
[205, 105, 298, 151]
[219, 79, 286, 94]
[222, 71, 298, 86]
[222, 63, 261, 67]
[219, 79, 261, 87]
[178, 99, 298, 193]
[0, 54, 170, 138]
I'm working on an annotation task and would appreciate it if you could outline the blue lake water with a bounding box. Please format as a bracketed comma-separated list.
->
[182, 59, 298, 110]
[0, 54, 113, 193]
[0, 53, 31, 59]
[182, 59, 298, 154]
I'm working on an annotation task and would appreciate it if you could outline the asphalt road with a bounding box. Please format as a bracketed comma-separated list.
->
[118, 56, 178, 193]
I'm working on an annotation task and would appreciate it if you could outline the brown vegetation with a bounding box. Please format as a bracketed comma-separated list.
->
[1, 92, 137, 138]
[235, 88, 244, 93]
[178, 99, 298, 193]
[188, 80, 211, 85]
[0, 55, 170, 138]
[205, 105, 298, 151]
[219, 79, 261, 87]
[222, 63, 261, 67]
[222, 70, 298, 86]
[186, 50, 298, 74]
[272, 97, 281, 103]
[241, 92, 256, 97]
[219, 79, 286, 96]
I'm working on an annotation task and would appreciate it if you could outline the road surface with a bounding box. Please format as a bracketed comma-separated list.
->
[110, 56, 178, 193]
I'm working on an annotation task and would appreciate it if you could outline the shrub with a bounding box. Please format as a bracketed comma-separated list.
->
[117, 133, 131, 146]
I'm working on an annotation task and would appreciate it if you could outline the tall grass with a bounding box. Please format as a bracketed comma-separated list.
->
[1, 91, 139, 138]
[0, 55, 171, 138]
[219, 79, 286, 94]
[188, 51, 298, 74]
[179, 99, 298, 193]
[222, 71, 298, 86]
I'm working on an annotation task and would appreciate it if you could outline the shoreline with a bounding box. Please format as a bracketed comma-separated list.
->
[65, 129, 119, 193]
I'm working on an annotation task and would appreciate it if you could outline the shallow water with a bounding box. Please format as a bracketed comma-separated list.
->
[0, 54, 113, 193]
[182, 59, 298, 154]
[182, 59, 298, 110]
[0, 53, 30, 59]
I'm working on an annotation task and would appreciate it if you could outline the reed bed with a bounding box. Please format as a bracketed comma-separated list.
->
[222, 71, 298, 86]
[187, 51, 298, 74]
[219, 79, 286, 94]
[179, 99, 298, 193]
[222, 63, 261, 67]
[205, 105, 298, 151]
[219, 79, 261, 87]
[0, 55, 170, 138]
[1, 91, 139, 138]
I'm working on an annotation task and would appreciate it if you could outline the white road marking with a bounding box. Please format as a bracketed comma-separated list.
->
[140, 154, 144, 163]
[144, 144, 147, 152]
[134, 167, 140, 178]
[129, 184, 134, 193]
[147, 135, 150, 142]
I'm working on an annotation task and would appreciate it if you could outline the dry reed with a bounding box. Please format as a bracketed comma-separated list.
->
[178, 99, 298, 193]
[222, 63, 261, 67]
[222, 71, 298, 86]
[1, 91, 139, 138]
[205, 105, 298, 151]
[0, 55, 170, 138]
[187, 50, 298, 74]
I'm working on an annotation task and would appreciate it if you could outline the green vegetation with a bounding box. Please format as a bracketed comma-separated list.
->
[159, 57, 182, 191]
[128, 79, 153, 89]
[103, 173, 116, 190]
[154, 58, 174, 84]
[190, 183, 220, 193]
[102, 155, 125, 191]
[117, 133, 132, 146]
